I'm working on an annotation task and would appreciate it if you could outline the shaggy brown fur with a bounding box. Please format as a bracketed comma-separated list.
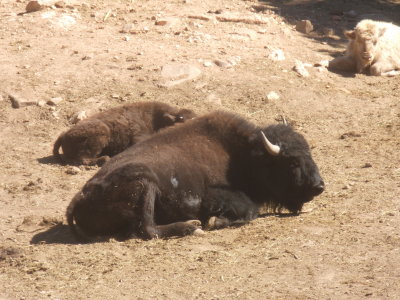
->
[53, 101, 196, 165]
[329, 19, 400, 76]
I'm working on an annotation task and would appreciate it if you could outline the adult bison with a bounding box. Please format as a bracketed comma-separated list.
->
[53, 101, 196, 166]
[67, 111, 324, 241]
[329, 19, 400, 76]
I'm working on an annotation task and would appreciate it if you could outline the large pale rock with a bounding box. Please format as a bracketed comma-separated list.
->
[9, 93, 38, 108]
[296, 20, 313, 34]
[160, 63, 201, 87]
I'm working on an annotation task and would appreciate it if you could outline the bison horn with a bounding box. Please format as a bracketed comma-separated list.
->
[261, 131, 280, 156]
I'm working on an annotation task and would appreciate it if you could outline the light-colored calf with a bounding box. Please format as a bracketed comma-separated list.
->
[329, 19, 400, 76]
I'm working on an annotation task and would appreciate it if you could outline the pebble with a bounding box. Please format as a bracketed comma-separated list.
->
[293, 60, 310, 77]
[296, 20, 313, 34]
[203, 61, 213, 67]
[9, 93, 37, 108]
[213, 59, 231, 68]
[47, 97, 63, 106]
[26, 1, 42, 13]
[268, 49, 285, 61]
[66, 166, 81, 175]
[266, 91, 280, 101]
[69, 110, 87, 124]
[54, 1, 65, 8]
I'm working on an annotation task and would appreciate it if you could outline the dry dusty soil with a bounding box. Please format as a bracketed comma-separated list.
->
[0, 0, 399, 299]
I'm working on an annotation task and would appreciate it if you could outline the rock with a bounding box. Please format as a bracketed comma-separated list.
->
[266, 91, 280, 101]
[120, 24, 135, 33]
[26, 1, 43, 13]
[315, 60, 329, 68]
[203, 61, 213, 67]
[296, 20, 313, 34]
[66, 166, 81, 175]
[37, 100, 46, 107]
[268, 49, 285, 61]
[205, 93, 222, 105]
[9, 93, 37, 108]
[362, 163, 372, 168]
[155, 20, 168, 26]
[293, 60, 310, 77]
[159, 63, 202, 87]
[54, 1, 65, 8]
[213, 59, 231, 68]
[47, 97, 63, 106]
[69, 110, 87, 124]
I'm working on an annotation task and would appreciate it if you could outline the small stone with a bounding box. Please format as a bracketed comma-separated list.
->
[47, 97, 63, 106]
[120, 24, 135, 33]
[123, 36, 130, 41]
[54, 1, 65, 8]
[203, 61, 213, 67]
[314, 60, 329, 68]
[268, 49, 285, 61]
[111, 94, 120, 99]
[26, 1, 42, 13]
[213, 59, 231, 68]
[9, 93, 37, 108]
[69, 111, 87, 124]
[296, 20, 313, 34]
[37, 100, 46, 107]
[293, 60, 310, 77]
[82, 55, 93, 60]
[66, 166, 81, 175]
[362, 163, 372, 168]
[155, 20, 168, 26]
[266, 91, 280, 101]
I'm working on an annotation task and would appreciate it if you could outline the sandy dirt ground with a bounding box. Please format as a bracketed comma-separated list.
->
[0, 0, 399, 299]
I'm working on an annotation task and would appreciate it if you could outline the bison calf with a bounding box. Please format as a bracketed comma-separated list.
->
[53, 101, 196, 165]
[66, 111, 325, 242]
[329, 19, 400, 76]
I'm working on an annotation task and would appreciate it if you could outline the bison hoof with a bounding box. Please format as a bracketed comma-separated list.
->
[185, 220, 202, 227]
[193, 228, 205, 236]
[207, 216, 217, 229]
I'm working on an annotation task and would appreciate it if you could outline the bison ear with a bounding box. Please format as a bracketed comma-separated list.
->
[344, 30, 356, 40]
[378, 27, 387, 37]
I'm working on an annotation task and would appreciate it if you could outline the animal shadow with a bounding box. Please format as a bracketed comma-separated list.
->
[37, 155, 59, 165]
[30, 224, 79, 245]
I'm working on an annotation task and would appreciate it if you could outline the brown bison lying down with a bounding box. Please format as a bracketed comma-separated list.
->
[329, 19, 400, 76]
[67, 111, 324, 241]
[53, 101, 196, 165]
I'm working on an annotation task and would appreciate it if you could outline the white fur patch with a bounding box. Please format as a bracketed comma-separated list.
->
[170, 177, 179, 188]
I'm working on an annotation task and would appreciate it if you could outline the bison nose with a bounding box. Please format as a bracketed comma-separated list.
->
[312, 180, 325, 196]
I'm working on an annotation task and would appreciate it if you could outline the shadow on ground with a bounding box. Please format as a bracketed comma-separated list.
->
[259, 0, 400, 49]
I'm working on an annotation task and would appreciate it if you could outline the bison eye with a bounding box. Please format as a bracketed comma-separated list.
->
[176, 116, 184, 122]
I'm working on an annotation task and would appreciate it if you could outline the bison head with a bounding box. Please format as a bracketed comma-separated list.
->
[246, 124, 324, 214]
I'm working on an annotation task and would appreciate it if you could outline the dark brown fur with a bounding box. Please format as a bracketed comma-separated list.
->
[53, 101, 196, 165]
[66, 111, 325, 242]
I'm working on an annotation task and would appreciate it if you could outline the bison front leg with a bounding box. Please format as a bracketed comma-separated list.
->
[202, 188, 259, 230]
[141, 180, 203, 239]
[328, 56, 357, 73]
